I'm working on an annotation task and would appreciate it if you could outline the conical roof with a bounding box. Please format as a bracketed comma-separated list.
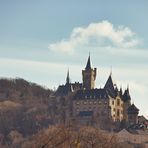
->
[85, 55, 91, 70]
[104, 74, 115, 97]
[122, 87, 131, 102]
[120, 87, 122, 94]
[128, 104, 139, 114]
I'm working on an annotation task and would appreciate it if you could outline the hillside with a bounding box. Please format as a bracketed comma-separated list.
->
[0, 78, 52, 101]
[0, 78, 58, 144]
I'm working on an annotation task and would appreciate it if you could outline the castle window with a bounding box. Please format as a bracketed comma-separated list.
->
[101, 111, 106, 115]
[85, 96, 87, 99]
[112, 101, 114, 105]
[104, 101, 107, 104]
[84, 101, 87, 105]
[98, 101, 101, 104]
[113, 108, 116, 111]
[104, 111, 107, 114]
[94, 101, 97, 104]
[117, 99, 120, 106]
[97, 113, 100, 116]
[117, 109, 120, 116]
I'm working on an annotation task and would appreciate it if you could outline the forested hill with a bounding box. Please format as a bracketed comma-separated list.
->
[0, 78, 57, 144]
[0, 78, 52, 101]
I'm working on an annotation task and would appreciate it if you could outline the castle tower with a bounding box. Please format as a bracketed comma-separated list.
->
[122, 86, 131, 121]
[82, 55, 97, 90]
[128, 104, 139, 125]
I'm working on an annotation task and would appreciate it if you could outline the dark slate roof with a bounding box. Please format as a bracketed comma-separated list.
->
[119, 87, 123, 97]
[71, 82, 83, 90]
[55, 83, 73, 96]
[85, 55, 91, 70]
[114, 86, 118, 96]
[138, 116, 147, 123]
[73, 88, 109, 100]
[122, 88, 131, 102]
[128, 104, 139, 114]
[55, 82, 83, 96]
[78, 111, 93, 117]
[104, 75, 116, 97]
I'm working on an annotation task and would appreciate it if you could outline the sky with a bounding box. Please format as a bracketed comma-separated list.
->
[0, 0, 148, 117]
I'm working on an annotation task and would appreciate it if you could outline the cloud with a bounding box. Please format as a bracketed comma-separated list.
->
[48, 20, 140, 53]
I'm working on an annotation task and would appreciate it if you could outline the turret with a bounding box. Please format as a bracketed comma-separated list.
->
[122, 86, 131, 102]
[122, 86, 131, 121]
[82, 55, 97, 90]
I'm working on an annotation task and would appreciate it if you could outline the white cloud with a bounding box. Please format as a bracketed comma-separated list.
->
[48, 20, 140, 53]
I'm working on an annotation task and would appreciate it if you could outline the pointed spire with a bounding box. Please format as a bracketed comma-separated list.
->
[85, 53, 91, 70]
[104, 69, 114, 90]
[122, 85, 131, 102]
[110, 66, 112, 76]
[127, 84, 129, 91]
[126, 84, 130, 95]
[120, 85, 122, 95]
[66, 68, 70, 84]
[120, 85, 122, 90]
[104, 74, 114, 89]
[104, 74, 115, 97]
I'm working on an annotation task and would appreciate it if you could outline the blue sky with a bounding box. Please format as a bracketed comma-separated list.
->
[0, 0, 148, 116]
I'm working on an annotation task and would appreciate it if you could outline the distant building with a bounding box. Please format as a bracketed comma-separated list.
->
[128, 104, 139, 125]
[55, 55, 140, 127]
[116, 129, 148, 145]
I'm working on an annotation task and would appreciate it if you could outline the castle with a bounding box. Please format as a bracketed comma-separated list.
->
[55, 55, 139, 127]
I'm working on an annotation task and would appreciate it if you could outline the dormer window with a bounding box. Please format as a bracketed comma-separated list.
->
[98, 101, 101, 104]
